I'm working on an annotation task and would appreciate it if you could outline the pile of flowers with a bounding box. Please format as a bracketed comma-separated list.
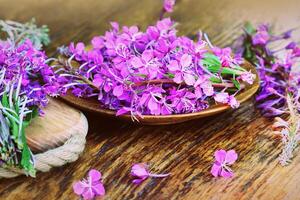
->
[234, 23, 300, 165]
[0, 20, 59, 176]
[55, 18, 255, 118]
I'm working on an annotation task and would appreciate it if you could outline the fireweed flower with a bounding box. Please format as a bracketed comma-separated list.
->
[54, 17, 255, 119]
[211, 149, 238, 178]
[0, 20, 60, 175]
[131, 163, 170, 184]
[73, 169, 105, 200]
[163, 0, 176, 13]
[233, 22, 300, 165]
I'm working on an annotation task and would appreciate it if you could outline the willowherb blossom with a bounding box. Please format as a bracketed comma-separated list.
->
[0, 20, 60, 175]
[53, 17, 255, 119]
[73, 169, 105, 200]
[211, 149, 238, 178]
[163, 0, 176, 13]
[130, 163, 170, 184]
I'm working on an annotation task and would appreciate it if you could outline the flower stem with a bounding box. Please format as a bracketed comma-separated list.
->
[148, 173, 170, 178]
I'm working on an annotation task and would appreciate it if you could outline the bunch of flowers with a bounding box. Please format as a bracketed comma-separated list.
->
[55, 18, 255, 119]
[0, 20, 59, 176]
[233, 23, 300, 165]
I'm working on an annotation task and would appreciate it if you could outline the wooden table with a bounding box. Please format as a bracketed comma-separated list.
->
[0, 0, 300, 199]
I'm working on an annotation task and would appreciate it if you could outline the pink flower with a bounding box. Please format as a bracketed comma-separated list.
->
[252, 31, 270, 45]
[214, 92, 240, 108]
[214, 92, 229, 104]
[163, 0, 176, 13]
[211, 150, 238, 178]
[131, 163, 170, 184]
[240, 72, 255, 84]
[228, 96, 240, 108]
[168, 54, 196, 86]
[73, 169, 105, 200]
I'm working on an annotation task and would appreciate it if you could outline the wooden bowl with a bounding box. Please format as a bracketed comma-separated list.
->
[61, 61, 259, 125]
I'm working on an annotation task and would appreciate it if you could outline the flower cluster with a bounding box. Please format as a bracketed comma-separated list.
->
[56, 18, 255, 118]
[0, 20, 59, 175]
[0, 40, 59, 109]
[233, 23, 300, 165]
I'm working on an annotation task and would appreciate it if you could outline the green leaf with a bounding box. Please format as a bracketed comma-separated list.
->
[209, 77, 222, 83]
[1, 92, 9, 107]
[23, 107, 39, 128]
[232, 79, 241, 90]
[164, 73, 175, 79]
[202, 53, 222, 73]
[20, 126, 35, 177]
[134, 73, 147, 78]
[244, 22, 256, 35]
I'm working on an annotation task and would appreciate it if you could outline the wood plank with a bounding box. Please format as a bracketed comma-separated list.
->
[0, 0, 299, 199]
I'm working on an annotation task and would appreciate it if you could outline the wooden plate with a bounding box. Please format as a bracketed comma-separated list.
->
[26, 98, 88, 153]
[61, 61, 259, 125]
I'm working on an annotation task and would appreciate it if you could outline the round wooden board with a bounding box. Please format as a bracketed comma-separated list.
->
[25, 98, 88, 153]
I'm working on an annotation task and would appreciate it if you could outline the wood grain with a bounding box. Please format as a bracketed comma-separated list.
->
[26, 98, 88, 153]
[0, 0, 300, 199]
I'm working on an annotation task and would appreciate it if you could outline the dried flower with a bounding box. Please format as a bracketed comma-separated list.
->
[73, 169, 105, 200]
[0, 18, 50, 50]
[131, 163, 170, 184]
[211, 149, 238, 178]
[272, 94, 300, 165]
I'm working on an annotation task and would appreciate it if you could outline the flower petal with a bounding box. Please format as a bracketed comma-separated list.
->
[183, 73, 196, 86]
[220, 168, 234, 178]
[131, 163, 149, 178]
[148, 97, 159, 112]
[142, 50, 153, 63]
[73, 181, 85, 195]
[132, 178, 145, 184]
[131, 57, 144, 68]
[113, 85, 124, 97]
[225, 150, 238, 165]
[180, 54, 192, 68]
[167, 60, 180, 71]
[82, 188, 95, 200]
[92, 183, 105, 196]
[88, 169, 102, 182]
[211, 163, 221, 177]
[214, 149, 227, 163]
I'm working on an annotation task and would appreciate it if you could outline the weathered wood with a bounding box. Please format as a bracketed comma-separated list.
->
[0, 0, 300, 199]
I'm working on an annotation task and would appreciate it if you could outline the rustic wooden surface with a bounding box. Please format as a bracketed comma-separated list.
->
[0, 0, 300, 199]
[26, 98, 88, 153]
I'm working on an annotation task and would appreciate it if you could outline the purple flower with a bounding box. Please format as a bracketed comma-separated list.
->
[240, 72, 255, 84]
[73, 169, 105, 200]
[163, 0, 176, 13]
[211, 149, 238, 178]
[56, 17, 254, 118]
[252, 30, 270, 45]
[233, 22, 300, 165]
[214, 92, 239, 108]
[131, 163, 170, 184]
